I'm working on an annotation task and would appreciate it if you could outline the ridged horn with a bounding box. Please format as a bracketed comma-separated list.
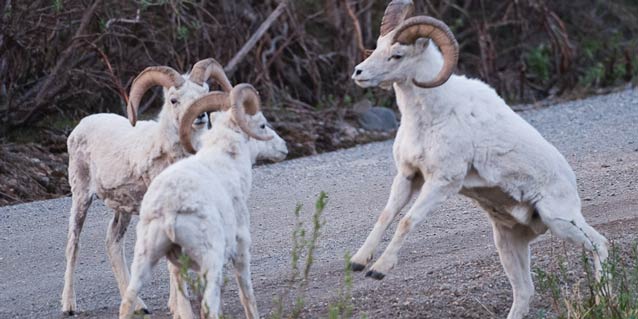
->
[178, 91, 231, 154]
[127, 66, 185, 126]
[392, 16, 459, 88]
[230, 84, 272, 142]
[189, 58, 233, 92]
[380, 0, 414, 37]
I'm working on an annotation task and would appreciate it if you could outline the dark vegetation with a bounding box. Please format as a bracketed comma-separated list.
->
[0, 0, 637, 205]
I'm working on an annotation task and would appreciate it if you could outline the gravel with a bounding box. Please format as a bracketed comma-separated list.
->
[1, 88, 637, 318]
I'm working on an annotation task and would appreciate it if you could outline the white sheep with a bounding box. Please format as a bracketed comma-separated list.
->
[118, 84, 287, 319]
[61, 59, 233, 315]
[350, 1, 609, 318]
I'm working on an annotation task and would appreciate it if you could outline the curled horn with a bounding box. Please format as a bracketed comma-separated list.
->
[392, 16, 459, 88]
[380, 0, 414, 37]
[189, 58, 233, 92]
[127, 66, 185, 126]
[179, 92, 231, 154]
[230, 84, 272, 142]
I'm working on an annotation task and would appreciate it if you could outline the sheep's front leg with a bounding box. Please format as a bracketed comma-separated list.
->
[168, 262, 194, 319]
[351, 171, 419, 271]
[61, 184, 92, 315]
[167, 263, 179, 314]
[232, 227, 259, 319]
[106, 211, 149, 314]
[491, 222, 538, 319]
[367, 178, 458, 279]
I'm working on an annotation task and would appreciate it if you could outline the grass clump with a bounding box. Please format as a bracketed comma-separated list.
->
[534, 241, 638, 319]
[327, 252, 354, 319]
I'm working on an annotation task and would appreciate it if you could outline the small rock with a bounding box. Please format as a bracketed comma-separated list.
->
[338, 121, 358, 140]
[358, 107, 398, 131]
[352, 99, 372, 114]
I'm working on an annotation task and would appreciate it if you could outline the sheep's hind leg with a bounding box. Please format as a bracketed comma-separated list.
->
[173, 219, 225, 319]
[536, 197, 609, 290]
[106, 211, 149, 314]
[233, 227, 259, 319]
[351, 172, 419, 271]
[536, 197, 608, 276]
[61, 164, 93, 315]
[119, 220, 170, 319]
[367, 179, 458, 279]
[491, 221, 538, 319]
[199, 251, 224, 319]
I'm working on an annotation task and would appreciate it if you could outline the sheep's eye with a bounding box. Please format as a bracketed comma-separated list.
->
[170, 97, 178, 104]
[389, 54, 403, 61]
[260, 124, 266, 129]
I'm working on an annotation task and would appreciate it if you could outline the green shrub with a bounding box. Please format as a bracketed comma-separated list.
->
[526, 44, 552, 83]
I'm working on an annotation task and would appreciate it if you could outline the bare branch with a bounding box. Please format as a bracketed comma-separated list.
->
[15, 0, 103, 127]
[224, 0, 288, 77]
[342, 0, 366, 61]
[105, 9, 140, 30]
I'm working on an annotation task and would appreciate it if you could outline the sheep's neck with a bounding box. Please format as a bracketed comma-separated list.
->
[158, 108, 187, 158]
[199, 127, 254, 194]
[201, 125, 252, 164]
[394, 81, 454, 128]
[141, 108, 188, 184]
[392, 44, 456, 127]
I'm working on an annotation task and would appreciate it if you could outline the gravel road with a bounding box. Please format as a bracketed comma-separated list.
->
[1, 89, 637, 319]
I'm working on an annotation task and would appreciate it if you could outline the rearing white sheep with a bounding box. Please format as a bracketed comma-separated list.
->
[350, 1, 608, 318]
[119, 84, 287, 319]
[62, 59, 232, 315]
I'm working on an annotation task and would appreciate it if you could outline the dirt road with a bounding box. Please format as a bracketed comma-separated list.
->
[1, 89, 637, 318]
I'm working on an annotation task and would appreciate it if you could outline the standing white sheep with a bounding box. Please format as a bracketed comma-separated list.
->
[119, 84, 287, 319]
[61, 59, 232, 315]
[350, 1, 609, 318]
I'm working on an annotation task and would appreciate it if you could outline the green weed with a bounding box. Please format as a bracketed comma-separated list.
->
[271, 191, 328, 319]
[328, 252, 354, 319]
[534, 241, 638, 319]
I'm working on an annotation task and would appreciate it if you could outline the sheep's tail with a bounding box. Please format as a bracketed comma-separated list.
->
[164, 214, 178, 243]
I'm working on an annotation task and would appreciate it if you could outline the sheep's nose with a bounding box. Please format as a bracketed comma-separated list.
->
[352, 68, 363, 78]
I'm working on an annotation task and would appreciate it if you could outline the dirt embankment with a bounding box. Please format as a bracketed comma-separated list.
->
[0, 135, 69, 206]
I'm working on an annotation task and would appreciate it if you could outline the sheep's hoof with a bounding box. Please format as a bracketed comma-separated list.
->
[134, 308, 151, 315]
[351, 262, 366, 272]
[63, 310, 76, 316]
[365, 270, 385, 280]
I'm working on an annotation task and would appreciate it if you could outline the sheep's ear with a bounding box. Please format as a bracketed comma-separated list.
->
[415, 37, 430, 50]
